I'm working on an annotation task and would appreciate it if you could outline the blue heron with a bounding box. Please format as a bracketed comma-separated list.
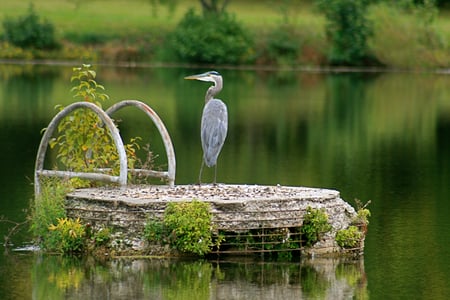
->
[184, 71, 228, 184]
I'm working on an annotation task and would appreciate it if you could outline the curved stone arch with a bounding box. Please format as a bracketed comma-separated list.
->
[105, 100, 176, 187]
[34, 102, 127, 197]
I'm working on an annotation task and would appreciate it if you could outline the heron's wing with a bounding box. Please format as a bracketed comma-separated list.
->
[201, 99, 228, 167]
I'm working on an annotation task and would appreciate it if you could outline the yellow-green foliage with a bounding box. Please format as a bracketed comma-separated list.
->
[354, 208, 371, 225]
[48, 217, 86, 253]
[0, 42, 33, 59]
[353, 199, 371, 226]
[48, 64, 140, 187]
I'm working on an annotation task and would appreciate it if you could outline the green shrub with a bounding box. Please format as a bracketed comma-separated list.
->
[316, 0, 373, 65]
[2, 4, 59, 50]
[163, 200, 214, 256]
[336, 225, 363, 249]
[168, 8, 254, 64]
[144, 201, 216, 256]
[300, 206, 332, 247]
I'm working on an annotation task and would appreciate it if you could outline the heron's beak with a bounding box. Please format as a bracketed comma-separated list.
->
[184, 72, 211, 82]
[184, 74, 201, 80]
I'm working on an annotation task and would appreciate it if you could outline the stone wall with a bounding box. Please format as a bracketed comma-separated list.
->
[66, 184, 364, 256]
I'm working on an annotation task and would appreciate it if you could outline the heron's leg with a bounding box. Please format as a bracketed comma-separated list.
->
[213, 164, 218, 186]
[198, 161, 205, 185]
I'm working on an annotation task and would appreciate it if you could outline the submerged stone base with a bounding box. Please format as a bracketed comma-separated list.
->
[66, 184, 364, 257]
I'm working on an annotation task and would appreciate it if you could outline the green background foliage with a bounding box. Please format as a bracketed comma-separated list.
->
[1, 0, 449, 67]
[2, 4, 59, 50]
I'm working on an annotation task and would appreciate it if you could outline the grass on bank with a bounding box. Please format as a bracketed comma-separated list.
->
[0, 0, 316, 39]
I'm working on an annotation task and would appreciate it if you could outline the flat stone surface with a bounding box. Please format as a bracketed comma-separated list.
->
[67, 184, 340, 204]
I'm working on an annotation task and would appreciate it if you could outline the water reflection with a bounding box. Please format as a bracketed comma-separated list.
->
[1, 64, 450, 299]
[25, 255, 366, 300]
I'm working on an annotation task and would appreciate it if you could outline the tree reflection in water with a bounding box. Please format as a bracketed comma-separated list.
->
[27, 255, 367, 300]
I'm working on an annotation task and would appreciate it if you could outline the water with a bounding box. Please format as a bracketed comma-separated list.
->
[0, 63, 449, 299]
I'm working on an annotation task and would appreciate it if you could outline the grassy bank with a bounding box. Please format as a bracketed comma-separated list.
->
[1, 0, 450, 68]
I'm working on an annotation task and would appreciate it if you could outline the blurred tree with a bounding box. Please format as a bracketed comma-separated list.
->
[316, 0, 373, 66]
[2, 4, 59, 50]
[168, 8, 253, 64]
[148, 0, 178, 18]
[199, 0, 230, 15]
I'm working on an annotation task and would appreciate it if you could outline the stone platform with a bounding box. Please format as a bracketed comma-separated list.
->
[66, 184, 363, 256]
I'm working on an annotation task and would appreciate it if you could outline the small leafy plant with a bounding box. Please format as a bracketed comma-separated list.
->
[336, 225, 363, 249]
[143, 219, 165, 244]
[352, 199, 371, 234]
[93, 226, 111, 246]
[300, 206, 332, 247]
[336, 199, 370, 249]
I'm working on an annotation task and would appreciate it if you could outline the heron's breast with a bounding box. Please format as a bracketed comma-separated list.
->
[203, 99, 228, 120]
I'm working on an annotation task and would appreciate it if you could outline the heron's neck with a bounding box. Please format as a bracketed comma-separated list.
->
[205, 78, 223, 103]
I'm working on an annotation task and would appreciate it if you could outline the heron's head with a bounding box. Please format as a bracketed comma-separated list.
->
[184, 71, 222, 85]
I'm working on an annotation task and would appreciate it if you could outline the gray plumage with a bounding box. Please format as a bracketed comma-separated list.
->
[184, 71, 228, 184]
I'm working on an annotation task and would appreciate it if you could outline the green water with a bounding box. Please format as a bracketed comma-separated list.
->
[0, 64, 449, 299]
